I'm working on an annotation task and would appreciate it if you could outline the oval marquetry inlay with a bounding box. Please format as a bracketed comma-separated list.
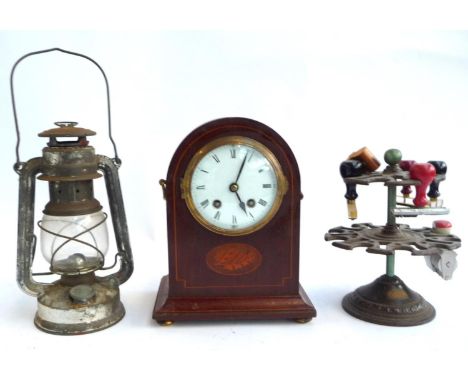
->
[206, 243, 262, 276]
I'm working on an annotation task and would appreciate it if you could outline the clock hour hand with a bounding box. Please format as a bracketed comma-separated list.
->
[229, 182, 248, 215]
[234, 191, 248, 215]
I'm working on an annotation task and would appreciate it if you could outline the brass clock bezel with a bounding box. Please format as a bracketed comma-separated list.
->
[181, 136, 288, 237]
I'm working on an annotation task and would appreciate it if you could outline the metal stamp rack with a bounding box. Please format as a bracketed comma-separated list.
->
[325, 148, 461, 326]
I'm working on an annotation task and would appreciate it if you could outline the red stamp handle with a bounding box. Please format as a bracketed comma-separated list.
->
[400, 160, 416, 196]
[410, 163, 436, 207]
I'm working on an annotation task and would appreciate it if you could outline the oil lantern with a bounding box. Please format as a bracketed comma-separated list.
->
[11, 48, 133, 335]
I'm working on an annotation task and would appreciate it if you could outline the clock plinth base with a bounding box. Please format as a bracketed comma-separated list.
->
[153, 276, 316, 323]
[342, 274, 435, 327]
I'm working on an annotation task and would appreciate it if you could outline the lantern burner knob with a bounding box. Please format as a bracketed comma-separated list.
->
[69, 284, 96, 303]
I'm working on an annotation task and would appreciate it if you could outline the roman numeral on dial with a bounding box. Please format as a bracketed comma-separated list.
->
[258, 199, 267, 206]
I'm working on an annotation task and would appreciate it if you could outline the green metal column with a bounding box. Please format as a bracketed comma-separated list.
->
[386, 184, 396, 277]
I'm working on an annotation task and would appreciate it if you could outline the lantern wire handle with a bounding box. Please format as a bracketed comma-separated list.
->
[10, 47, 121, 174]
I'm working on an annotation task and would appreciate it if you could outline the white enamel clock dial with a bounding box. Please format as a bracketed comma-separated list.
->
[184, 136, 287, 236]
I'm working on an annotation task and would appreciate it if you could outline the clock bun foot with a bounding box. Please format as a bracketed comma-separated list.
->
[294, 318, 312, 324]
[157, 320, 174, 326]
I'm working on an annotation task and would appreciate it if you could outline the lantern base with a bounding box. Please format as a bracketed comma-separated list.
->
[34, 278, 125, 335]
[342, 274, 435, 326]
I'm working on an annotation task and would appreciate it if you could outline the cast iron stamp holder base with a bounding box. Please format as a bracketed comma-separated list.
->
[341, 274, 435, 327]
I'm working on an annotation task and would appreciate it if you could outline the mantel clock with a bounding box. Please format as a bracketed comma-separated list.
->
[153, 117, 315, 324]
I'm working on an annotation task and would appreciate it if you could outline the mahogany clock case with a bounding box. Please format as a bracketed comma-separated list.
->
[153, 117, 316, 323]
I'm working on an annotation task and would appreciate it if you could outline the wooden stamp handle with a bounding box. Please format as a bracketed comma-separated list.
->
[410, 163, 436, 207]
[340, 160, 364, 220]
[427, 161, 447, 200]
[399, 160, 416, 197]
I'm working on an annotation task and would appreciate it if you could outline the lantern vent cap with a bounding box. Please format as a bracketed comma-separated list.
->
[38, 122, 96, 138]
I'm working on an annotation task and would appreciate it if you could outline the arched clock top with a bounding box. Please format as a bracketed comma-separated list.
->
[166, 117, 302, 196]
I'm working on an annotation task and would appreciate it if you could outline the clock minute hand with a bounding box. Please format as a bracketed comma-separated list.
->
[235, 152, 248, 183]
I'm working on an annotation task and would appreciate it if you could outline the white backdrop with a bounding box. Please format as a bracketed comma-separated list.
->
[1, 31, 467, 382]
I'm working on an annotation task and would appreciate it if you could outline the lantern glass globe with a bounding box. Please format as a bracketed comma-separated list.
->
[40, 211, 109, 274]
